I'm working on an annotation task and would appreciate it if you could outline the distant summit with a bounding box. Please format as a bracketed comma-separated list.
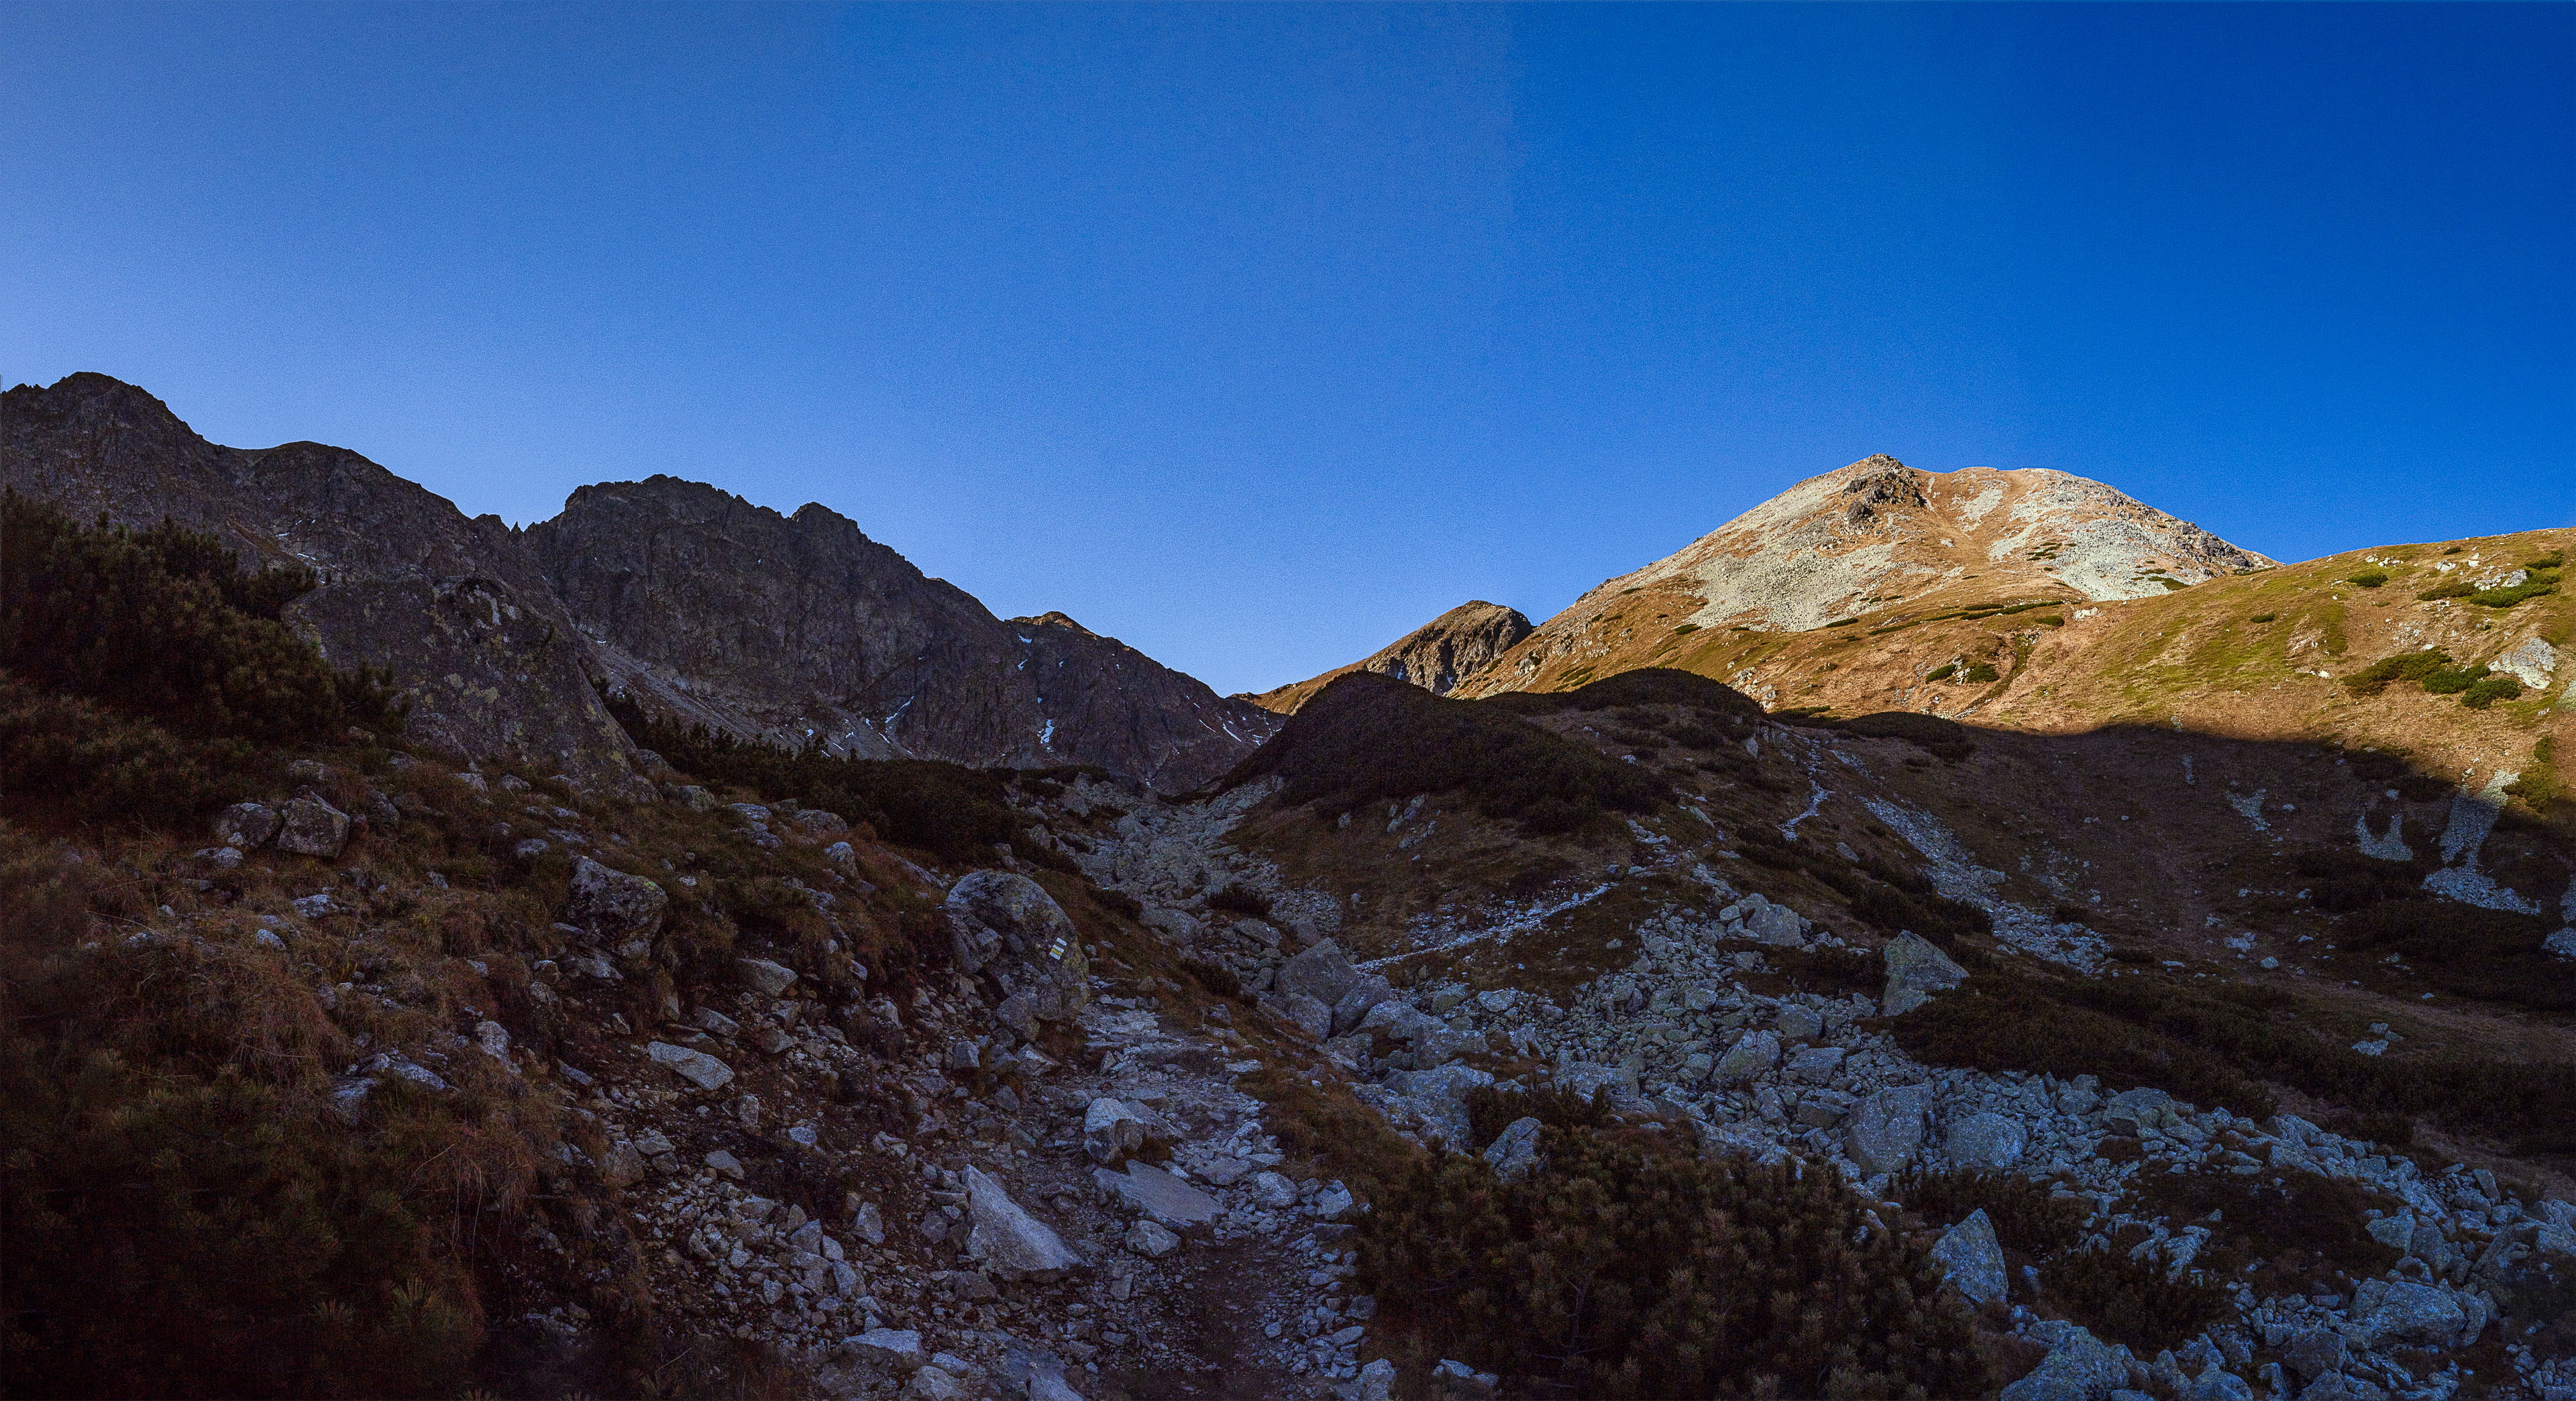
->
[1245, 600, 1533, 715]
[1458, 454, 2271, 697]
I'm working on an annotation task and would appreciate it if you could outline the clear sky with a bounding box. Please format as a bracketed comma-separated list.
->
[6, 3, 2571, 695]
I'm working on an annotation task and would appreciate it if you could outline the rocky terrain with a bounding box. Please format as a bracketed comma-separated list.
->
[9, 384, 2576, 1401]
[1246, 602, 1532, 717]
[1, 374, 1275, 791]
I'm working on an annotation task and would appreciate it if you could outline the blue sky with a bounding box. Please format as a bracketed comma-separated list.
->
[6, 3, 2571, 695]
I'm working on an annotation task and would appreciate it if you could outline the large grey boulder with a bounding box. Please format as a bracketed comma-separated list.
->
[1358, 1000, 1478, 1063]
[1260, 992, 1332, 1040]
[1093, 1161, 1220, 1230]
[1715, 1029, 1781, 1083]
[1332, 974, 1396, 1036]
[944, 870, 1087, 1023]
[964, 1166, 1085, 1280]
[646, 1040, 735, 1091]
[2281, 1328, 2346, 1384]
[1931, 1208, 2007, 1304]
[737, 956, 798, 997]
[2000, 1322, 2129, 1401]
[2296, 1374, 2386, 1401]
[1845, 1083, 1934, 1175]
[1485, 1117, 1544, 1183]
[2102, 1088, 2175, 1137]
[2351, 1278, 2483, 1349]
[1882, 931, 1967, 1015]
[1277, 939, 1361, 1007]
[565, 858, 669, 945]
[1381, 1062, 1495, 1149]
[275, 795, 352, 858]
[213, 802, 281, 850]
[1946, 1112, 2028, 1170]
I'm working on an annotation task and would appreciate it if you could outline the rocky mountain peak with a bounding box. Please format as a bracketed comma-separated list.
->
[1245, 600, 1535, 715]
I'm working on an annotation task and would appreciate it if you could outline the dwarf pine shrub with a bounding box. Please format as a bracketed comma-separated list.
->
[1358, 1123, 1991, 1399]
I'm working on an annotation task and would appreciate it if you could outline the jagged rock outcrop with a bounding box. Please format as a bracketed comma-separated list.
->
[1245, 600, 1534, 714]
[1, 373, 638, 779]
[526, 476, 1277, 789]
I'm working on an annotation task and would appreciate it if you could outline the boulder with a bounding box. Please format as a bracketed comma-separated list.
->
[1358, 1000, 1479, 1063]
[844, 1327, 925, 1373]
[2296, 1375, 2386, 1401]
[1882, 931, 1966, 1015]
[1260, 992, 1332, 1039]
[737, 956, 798, 996]
[1775, 1004, 1824, 1040]
[1485, 1116, 1544, 1183]
[646, 1040, 735, 1091]
[1352, 1359, 1397, 1401]
[2281, 1328, 2346, 1384]
[1715, 1029, 1781, 1084]
[964, 1166, 1085, 1280]
[1094, 1161, 1221, 1231]
[943, 870, 1087, 1022]
[564, 858, 669, 943]
[1381, 1062, 1495, 1149]
[2102, 1088, 2174, 1137]
[2184, 1370, 2253, 1401]
[1845, 1083, 1933, 1176]
[213, 802, 281, 850]
[1124, 1218, 1181, 1257]
[1276, 939, 1361, 1008]
[274, 795, 352, 858]
[2351, 1278, 2481, 1349]
[1332, 975, 1396, 1036]
[2000, 1322, 2129, 1401]
[1931, 1208, 2007, 1304]
[2493, 636, 2559, 689]
[903, 1367, 971, 1401]
[1946, 1112, 2028, 1170]
[1784, 1045, 1847, 1084]
[1739, 898, 1809, 947]
[1082, 1098, 1148, 1163]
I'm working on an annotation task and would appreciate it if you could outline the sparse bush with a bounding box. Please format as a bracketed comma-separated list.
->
[1462, 1083, 1615, 1148]
[1891, 983, 2274, 1120]
[2249, 613, 2277, 623]
[2342, 898, 2570, 1008]
[2416, 580, 2473, 601]
[1925, 664, 1957, 681]
[1359, 1125, 1990, 1399]
[1958, 662, 2000, 683]
[2344, 570, 2388, 588]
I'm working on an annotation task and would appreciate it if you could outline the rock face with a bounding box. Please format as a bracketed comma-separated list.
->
[1246, 601, 1536, 714]
[525, 476, 1277, 789]
[1456, 454, 2273, 698]
[0, 374, 638, 780]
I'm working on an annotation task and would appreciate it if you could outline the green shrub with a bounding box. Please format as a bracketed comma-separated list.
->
[2416, 580, 2474, 601]
[0, 492, 400, 746]
[2526, 552, 2566, 570]
[1671, 623, 1699, 635]
[2249, 613, 2277, 623]
[1958, 662, 2000, 683]
[1462, 1083, 1616, 1148]
[1825, 617, 1858, 628]
[2422, 664, 2488, 695]
[2462, 674, 2525, 709]
[2341, 898, 2570, 1008]
[2343, 570, 2389, 589]
[1358, 1125, 1990, 1399]
[2343, 649, 2453, 696]
[2471, 571, 2559, 607]
[1228, 672, 1671, 835]
[1890, 983, 2275, 1120]
[1925, 664, 1957, 682]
